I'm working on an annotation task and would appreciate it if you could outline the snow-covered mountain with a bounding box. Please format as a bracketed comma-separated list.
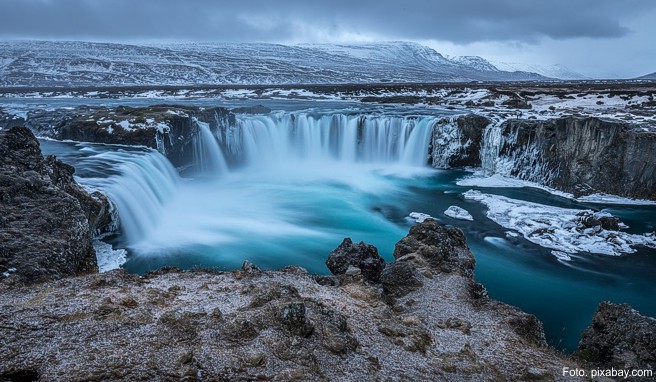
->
[0, 40, 553, 87]
[637, 72, 656, 80]
[489, 61, 589, 80]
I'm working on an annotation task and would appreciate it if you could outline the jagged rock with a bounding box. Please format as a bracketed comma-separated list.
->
[326, 238, 386, 283]
[430, 114, 490, 168]
[393, 219, 475, 277]
[508, 312, 547, 346]
[0, 247, 583, 381]
[502, 97, 532, 109]
[241, 260, 260, 274]
[599, 216, 621, 231]
[319, 309, 358, 354]
[0, 126, 99, 285]
[575, 302, 656, 370]
[581, 215, 602, 228]
[380, 261, 424, 297]
[0, 109, 25, 129]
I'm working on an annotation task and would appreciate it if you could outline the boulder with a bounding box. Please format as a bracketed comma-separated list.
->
[326, 238, 386, 283]
[393, 219, 475, 277]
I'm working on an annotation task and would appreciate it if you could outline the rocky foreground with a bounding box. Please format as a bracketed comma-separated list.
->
[1, 221, 579, 381]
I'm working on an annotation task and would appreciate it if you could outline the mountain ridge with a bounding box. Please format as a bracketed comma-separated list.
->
[0, 40, 554, 87]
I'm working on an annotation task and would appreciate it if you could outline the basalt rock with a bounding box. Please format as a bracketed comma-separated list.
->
[393, 219, 475, 277]
[25, 105, 236, 168]
[497, 116, 656, 199]
[575, 302, 656, 371]
[430, 114, 491, 168]
[0, 109, 25, 129]
[0, 126, 100, 285]
[326, 238, 386, 283]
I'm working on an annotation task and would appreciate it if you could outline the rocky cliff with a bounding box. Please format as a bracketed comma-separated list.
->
[429, 115, 656, 199]
[430, 114, 491, 168]
[496, 117, 656, 199]
[0, 126, 109, 286]
[25, 105, 236, 168]
[575, 302, 656, 376]
[0, 219, 581, 381]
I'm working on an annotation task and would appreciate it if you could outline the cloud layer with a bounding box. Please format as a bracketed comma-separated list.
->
[0, 0, 652, 43]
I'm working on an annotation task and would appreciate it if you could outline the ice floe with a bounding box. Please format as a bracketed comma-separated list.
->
[444, 206, 473, 221]
[94, 240, 127, 272]
[463, 190, 656, 257]
[409, 212, 434, 223]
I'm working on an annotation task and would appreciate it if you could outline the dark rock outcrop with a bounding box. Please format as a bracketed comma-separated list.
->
[0, 126, 99, 285]
[575, 302, 656, 371]
[380, 261, 424, 297]
[393, 219, 476, 277]
[326, 238, 386, 283]
[25, 105, 236, 168]
[430, 114, 491, 168]
[0, 109, 25, 130]
[497, 116, 656, 199]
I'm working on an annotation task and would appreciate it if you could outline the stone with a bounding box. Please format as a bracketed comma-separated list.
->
[499, 117, 656, 200]
[393, 219, 475, 277]
[326, 238, 386, 283]
[279, 302, 314, 337]
[380, 261, 424, 297]
[575, 302, 656, 369]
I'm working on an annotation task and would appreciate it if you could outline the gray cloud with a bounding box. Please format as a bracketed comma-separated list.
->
[0, 0, 652, 43]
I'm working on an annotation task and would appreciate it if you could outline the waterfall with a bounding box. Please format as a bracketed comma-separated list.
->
[82, 149, 181, 245]
[192, 118, 229, 175]
[222, 113, 437, 167]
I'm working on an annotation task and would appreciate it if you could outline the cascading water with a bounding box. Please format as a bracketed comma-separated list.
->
[192, 118, 229, 175]
[75, 112, 440, 255]
[224, 113, 438, 167]
[81, 149, 181, 245]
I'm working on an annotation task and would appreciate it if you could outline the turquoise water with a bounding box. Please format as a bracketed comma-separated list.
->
[38, 107, 656, 354]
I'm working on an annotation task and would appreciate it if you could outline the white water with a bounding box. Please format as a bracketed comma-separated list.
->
[224, 113, 437, 166]
[193, 119, 229, 175]
[82, 150, 181, 245]
[87, 112, 440, 258]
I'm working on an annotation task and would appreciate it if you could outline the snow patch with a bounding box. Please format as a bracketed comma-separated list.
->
[463, 190, 656, 257]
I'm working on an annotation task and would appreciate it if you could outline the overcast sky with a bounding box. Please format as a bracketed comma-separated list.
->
[0, 0, 654, 78]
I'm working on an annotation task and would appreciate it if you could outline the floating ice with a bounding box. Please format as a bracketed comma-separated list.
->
[463, 190, 656, 257]
[444, 206, 473, 221]
[94, 240, 127, 272]
[409, 212, 434, 223]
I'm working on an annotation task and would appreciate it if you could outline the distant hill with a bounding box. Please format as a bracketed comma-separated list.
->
[0, 40, 553, 87]
[636, 72, 656, 80]
[489, 61, 589, 80]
